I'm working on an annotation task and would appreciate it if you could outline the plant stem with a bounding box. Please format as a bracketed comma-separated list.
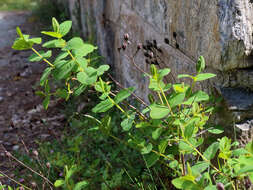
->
[157, 92, 164, 105]
[159, 85, 174, 116]
[184, 139, 226, 177]
[0, 170, 32, 190]
[181, 153, 186, 176]
[31, 48, 54, 68]
[67, 50, 81, 69]
[107, 95, 126, 114]
[4, 150, 54, 186]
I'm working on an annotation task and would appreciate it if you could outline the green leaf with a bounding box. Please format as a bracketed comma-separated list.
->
[99, 115, 111, 136]
[158, 139, 168, 153]
[77, 72, 88, 84]
[204, 185, 217, 190]
[149, 78, 160, 91]
[203, 142, 219, 160]
[173, 83, 190, 93]
[35, 91, 46, 97]
[42, 39, 58, 48]
[92, 99, 114, 113]
[29, 50, 52, 62]
[73, 181, 89, 190]
[66, 165, 77, 181]
[141, 143, 153, 154]
[183, 90, 209, 105]
[168, 92, 185, 108]
[56, 89, 68, 99]
[144, 152, 159, 168]
[40, 67, 52, 86]
[43, 96, 50, 110]
[73, 44, 97, 57]
[159, 68, 170, 77]
[56, 39, 67, 48]
[54, 179, 65, 187]
[179, 141, 194, 152]
[66, 37, 84, 50]
[195, 73, 216, 82]
[245, 140, 253, 154]
[169, 160, 178, 169]
[196, 56, 205, 73]
[45, 80, 50, 94]
[172, 177, 185, 189]
[77, 71, 97, 85]
[114, 87, 135, 104]
[237, 165, 253, 175]
[232, 148, 248, 156]
[150, 104, 170, 119]
[29, 37, 42, 44]
[136, 122, 150, 129]
[182, 181, 201, 190]
[121, 113, 135, 131]
[97, 65, 110, 76]
[184, 123, 195, 139]
[76, 57, 87, 70]
[52, 17, 60, 33]
[59, 21, 72, 37]
[41, 31, 62, 38]
[152, 128, 163, 140]
[192, 161, 209, 175]
[53, 60, 75, 80]
[55, 52, 69, 62]
[12, 38, 33, 50]
[208, 125, 224, 134]
[74, 84, 87, 96]
[178, 74, 192, 79]
[163, 83, 172, 91]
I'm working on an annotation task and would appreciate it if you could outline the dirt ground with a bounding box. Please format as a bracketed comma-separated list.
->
[0, 11, 64, 185]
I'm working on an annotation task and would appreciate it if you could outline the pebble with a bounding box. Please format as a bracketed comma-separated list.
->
[12, 145, 19, 151]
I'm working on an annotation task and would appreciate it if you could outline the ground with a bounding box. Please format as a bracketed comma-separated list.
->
[0, 11, 64, 185]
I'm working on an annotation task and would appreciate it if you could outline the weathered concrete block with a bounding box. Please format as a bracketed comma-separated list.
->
[58, 0, 253, 141]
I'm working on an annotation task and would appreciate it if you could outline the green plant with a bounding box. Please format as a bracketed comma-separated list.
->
[10, 17, 253, 190]
[0, 0, 38, 11]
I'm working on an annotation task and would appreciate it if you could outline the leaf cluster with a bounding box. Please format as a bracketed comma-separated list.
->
[11, 17, 253, 190]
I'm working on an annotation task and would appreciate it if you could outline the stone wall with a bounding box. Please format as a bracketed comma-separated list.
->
[58, 0, 253, 140]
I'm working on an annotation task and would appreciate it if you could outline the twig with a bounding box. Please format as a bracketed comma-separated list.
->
[0, 170, 32, 190]
[107, 74, 149, 108]
[19, 136, 29, 154]
[124, 54, 149, 76]
[1, 145, 54, 187]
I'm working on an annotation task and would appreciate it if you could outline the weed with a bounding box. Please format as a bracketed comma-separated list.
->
[2, 17, 253, 190]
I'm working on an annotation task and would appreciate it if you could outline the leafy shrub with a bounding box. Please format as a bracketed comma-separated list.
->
[9, 17, 253, 190]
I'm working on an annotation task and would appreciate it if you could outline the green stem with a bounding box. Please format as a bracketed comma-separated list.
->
[67, 50, 81, 69]
[157, 92, 164, 105]
[31, 48, 54, 68]
[184, 139, 227, 177]
[107, 95, 126, 114]
[158, 84, 174, 116]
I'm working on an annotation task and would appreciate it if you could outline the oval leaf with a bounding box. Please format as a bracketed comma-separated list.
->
[195, 73, 216, 81]
[203, 142, 219, 160]
[92, 99, 114, 113]
[150, 104, 170, 119]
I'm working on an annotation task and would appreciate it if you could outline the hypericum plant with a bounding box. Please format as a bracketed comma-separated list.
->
[12, 17, 253, 190]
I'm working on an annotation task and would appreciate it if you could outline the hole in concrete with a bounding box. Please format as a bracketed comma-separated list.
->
[175, 43, 179, 49]
[173, 32, 177, 39]
[164, 38, 169, 44]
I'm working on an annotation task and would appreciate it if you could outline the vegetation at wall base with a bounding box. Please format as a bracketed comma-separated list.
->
[1, 17, 253, 190]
